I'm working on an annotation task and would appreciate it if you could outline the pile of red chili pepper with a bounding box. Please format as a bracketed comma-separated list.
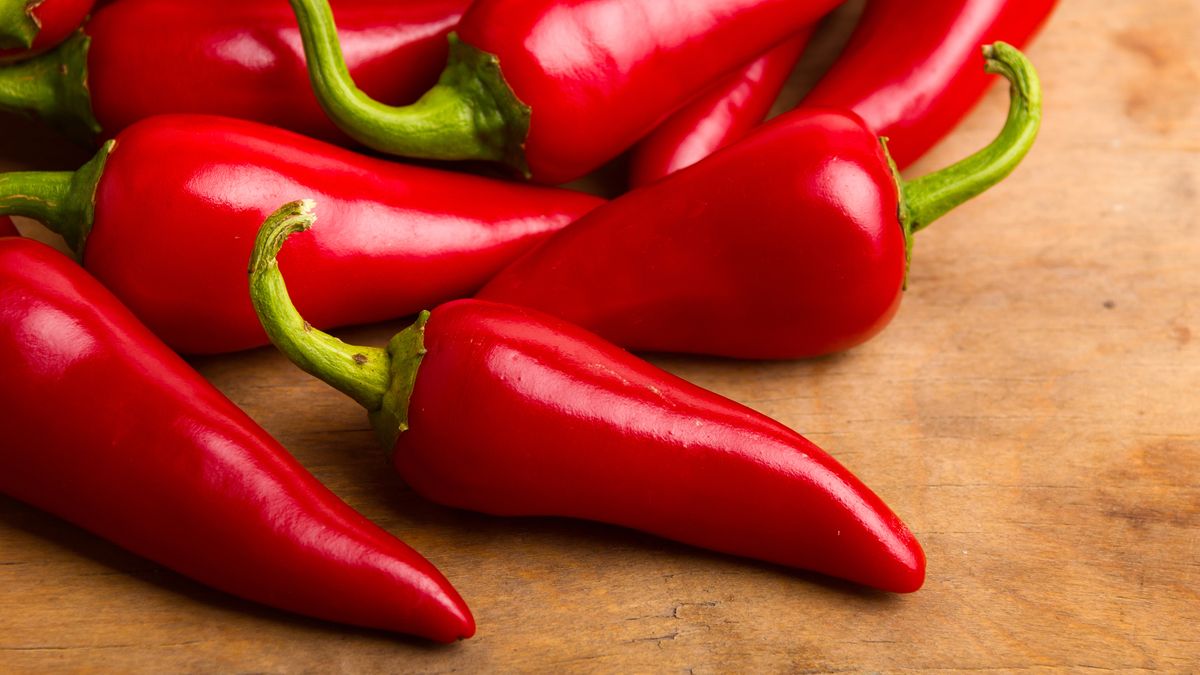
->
[0, 0, 1054, 642]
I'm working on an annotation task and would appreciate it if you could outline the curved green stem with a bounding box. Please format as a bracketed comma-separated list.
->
[0, 139, 112, 257]
[288, 0, 530, 175]
[0, 0, 39, 50]
[899, 42, 1042, 234]
[248, 200, 431, 449]
[0, 30, 100, 143]
[248, 200, 391, 411]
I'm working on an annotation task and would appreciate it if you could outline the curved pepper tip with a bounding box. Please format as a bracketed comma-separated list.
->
[418, 592, 477, 643]
[448, 602, 478, 641]
[847, 511, 926, 593]
[876, 517, 927, 593]
[885, 544, 927, 594]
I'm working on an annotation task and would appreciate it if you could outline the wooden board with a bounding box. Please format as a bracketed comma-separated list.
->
[2, 0, 1197, 670]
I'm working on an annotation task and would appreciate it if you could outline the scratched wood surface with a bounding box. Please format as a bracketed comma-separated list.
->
[2, 0, 1197, 671]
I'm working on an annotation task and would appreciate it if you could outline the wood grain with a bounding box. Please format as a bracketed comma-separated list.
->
[2, 0, 1198, 671]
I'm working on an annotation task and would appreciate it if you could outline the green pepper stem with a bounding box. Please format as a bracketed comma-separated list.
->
[0, 30, 101, 143]
[0, 171, 70, 224]
[248, 200, 391, 411]
[900, 42, 1042, 234]
[0, 140, 112, 257]
[288, 0, 531, 175]
[0, 0, 38, 50]
[248, 199, 430, 449]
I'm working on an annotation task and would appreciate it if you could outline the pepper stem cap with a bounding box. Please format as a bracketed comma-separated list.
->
[0, 30, 101, 142]
[0, 139, 112, 258]
[0, 0, 39, 50]
[288, 0, 531, 176]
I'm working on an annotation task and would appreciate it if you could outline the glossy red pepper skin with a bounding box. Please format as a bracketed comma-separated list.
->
[249, 212, 925, 592]
[0, 114, 602, 354]
[480, 109, 905, 360]
[398, 300, 925, 592]
[1, 0, 467, 143]
[458, 0, 842, 183]
[0, 0, 93, 63]
[800, 0, 1057, 169]
[478, 42, 1042, 360]
[0, 237, 474, 641]
[91, 0, 467, 142]
[628, 30, 812, 188]
[289, 0, 844, 184]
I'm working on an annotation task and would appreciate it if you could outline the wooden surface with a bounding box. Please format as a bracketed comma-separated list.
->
[2, 1, 1198, 671]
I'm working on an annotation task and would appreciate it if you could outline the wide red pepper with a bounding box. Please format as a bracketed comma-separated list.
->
[0, 0, 93, 63]
[0, 237, 473, 641]
[0, 0, 467, 143]
[0, 114, 601, 354]
[477, 43, 1041, 359]
[628, 31, 812, 188]
[800, 0, 1058, 169]
[247, 201, 926, 593]
[287, 0, 844, 183]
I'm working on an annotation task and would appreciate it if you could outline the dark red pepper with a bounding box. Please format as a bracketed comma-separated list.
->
[0, 0, 467, 143]
[287, 0, 844, 183]
[0, 114, 601, 354]
[800, 0, 1058, 169]
[628, 31, 812, 188]
[0, 0, 93, 63]
[0, 237, 473, 641]
[0, 216, 16, 236]
[477, 43, 1041, 359]
[247, 201, 926, 593]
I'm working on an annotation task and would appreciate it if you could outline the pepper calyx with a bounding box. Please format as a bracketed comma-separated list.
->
[0, 30, 100, 143]
[882, 136, 914, 290]
[437, 34, 532, 177]
[0, 139, 112, 259]
[289, 0, 531, 176]
[369, 311, 429, 450]
[0, 0, 40, 50]
[61, 139, 112, 257]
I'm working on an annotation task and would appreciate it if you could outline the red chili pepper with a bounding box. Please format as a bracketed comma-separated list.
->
[287, 0, 844, 183]
[0, 114, 601, 354]
[628, 31, 812, 188]
[0, 216, 16, 236]
[0, 0, 467, 143]
[247, 201, 927, 593]
[477, 43, 1041, 359]
[0, 0, 93, 63]
[0, 237, 474, 641]
[800, 0, 1058, 169]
